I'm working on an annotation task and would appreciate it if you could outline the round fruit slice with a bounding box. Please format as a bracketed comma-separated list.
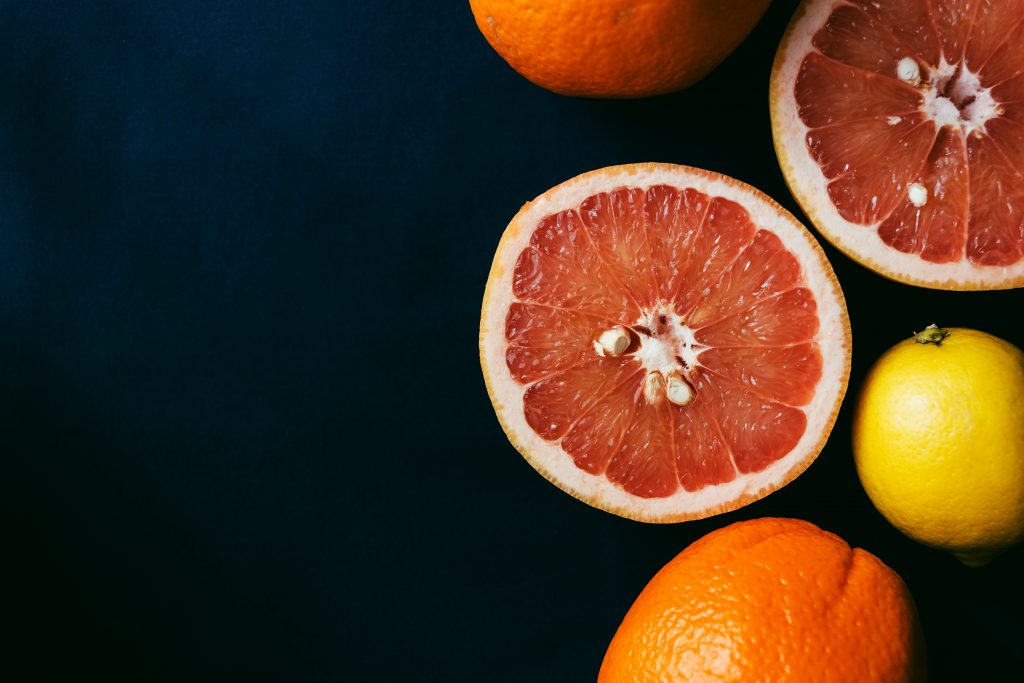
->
[772, 0, 1024, 290]
[479, 164, 851, 522]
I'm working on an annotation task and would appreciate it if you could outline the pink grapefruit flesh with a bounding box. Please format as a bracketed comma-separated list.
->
[772, 0, 1024, 289]
[480, 164, 850, 522]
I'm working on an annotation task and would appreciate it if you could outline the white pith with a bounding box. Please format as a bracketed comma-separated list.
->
[480, 164, 851, 522]
[633, 310, 700, 376]
[771, 0, 1024, 290]
[919, 59, 998, 135]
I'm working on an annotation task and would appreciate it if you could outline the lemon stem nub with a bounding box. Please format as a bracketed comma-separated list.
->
[914, 324, 951, 346]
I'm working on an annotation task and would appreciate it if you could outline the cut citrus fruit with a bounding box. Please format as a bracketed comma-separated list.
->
[772, 0, 1024, 290]
[480, 164, 851, 522]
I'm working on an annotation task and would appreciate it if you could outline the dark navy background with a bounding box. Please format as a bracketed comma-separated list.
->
[3, 1, 1021, 680]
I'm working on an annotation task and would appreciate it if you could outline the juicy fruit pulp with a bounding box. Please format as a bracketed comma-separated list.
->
[509, 188, 819, 498]
[481, 164, 850, 522]
[599, 518, 926, 682]
[773, 0, 1024, 288]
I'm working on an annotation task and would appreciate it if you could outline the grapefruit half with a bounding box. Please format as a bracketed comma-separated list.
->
[772, 0, 1024, 290]
[480, 164, 851, 522]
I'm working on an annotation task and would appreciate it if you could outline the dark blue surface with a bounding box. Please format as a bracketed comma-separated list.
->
[3, 1, 1022, 680]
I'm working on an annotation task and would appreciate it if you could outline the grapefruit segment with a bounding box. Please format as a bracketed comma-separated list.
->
[481, 164, 850, 522]
[966, 133, 1024, 265]
[985, 109, 1024, 171]
[694, 288, 820, 348]
[562, 371, 644, 476]
[698, 344, 823, 407]
[848, 0, 940, 66]
[643, 185, 711, 303]
[578, 188, 660, 310]
[673, 402, 738, 493]
[877, 126, 970, 262]
[806, 113, 937, 225]
[929, 0, 976, 63]
[693, 370, 808, 475]
[513, 209, 635, 320]
[795, 53, 923, 128]
[522, 357, 638, 441]
[673, 196, 757, 318]
[965, 2, 1024, 72]
[811, 5, 910, 78]
[772, 0, 1024, 288]
[970, 12, 1024, 86]
[688, 229, 803, 328]
[505, 303, 606, 383]
[991, 74, 1024, 108]
[605, 399, 677, 499]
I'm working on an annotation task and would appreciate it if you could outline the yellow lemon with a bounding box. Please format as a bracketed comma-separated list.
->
[853, 325, 1024, 566]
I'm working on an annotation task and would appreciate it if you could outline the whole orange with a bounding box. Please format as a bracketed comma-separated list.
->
[468, 0, 772, 98]
[600, 518, 925, 682]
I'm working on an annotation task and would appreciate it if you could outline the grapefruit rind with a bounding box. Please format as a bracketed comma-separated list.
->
[770, 0, 1024, 291]
[480, 163, 851, 522]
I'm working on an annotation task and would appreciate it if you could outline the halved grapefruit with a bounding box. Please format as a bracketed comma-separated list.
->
[480, 164, 851, 522]
[772, 0, 1024, 290]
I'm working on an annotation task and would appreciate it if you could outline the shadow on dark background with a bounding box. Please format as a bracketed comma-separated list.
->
[2, 1, 1022, 680]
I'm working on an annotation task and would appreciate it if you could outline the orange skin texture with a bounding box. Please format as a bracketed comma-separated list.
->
[600, 518, 926, 682]
[469, 0, 772, 98]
